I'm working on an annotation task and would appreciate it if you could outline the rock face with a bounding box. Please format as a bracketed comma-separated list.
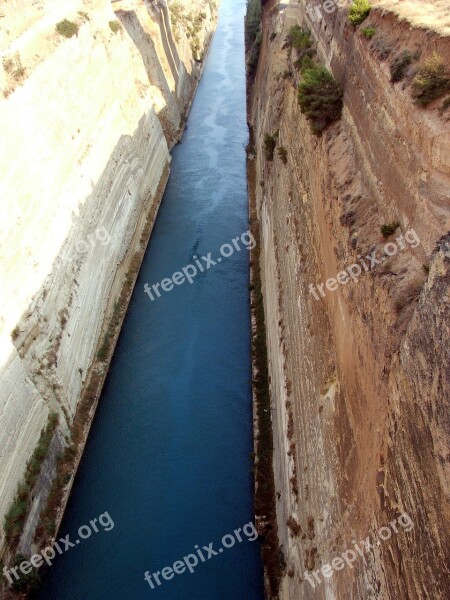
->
[248, 0, 450, 598]
[0, 0, 217, 556]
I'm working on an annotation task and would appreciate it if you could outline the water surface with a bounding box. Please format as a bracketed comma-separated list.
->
[33, 0, 263, 598]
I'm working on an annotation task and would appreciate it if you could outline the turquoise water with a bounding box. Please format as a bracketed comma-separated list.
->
[32, 1, 264, 598]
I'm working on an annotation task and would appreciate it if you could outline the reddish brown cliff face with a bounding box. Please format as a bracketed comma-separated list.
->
[248, 1, 450, 598]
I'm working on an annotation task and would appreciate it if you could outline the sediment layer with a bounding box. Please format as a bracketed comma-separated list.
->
[248, 1, 450, 598]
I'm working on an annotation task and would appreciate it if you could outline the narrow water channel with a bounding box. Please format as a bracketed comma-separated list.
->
[33, 1, 263, 598]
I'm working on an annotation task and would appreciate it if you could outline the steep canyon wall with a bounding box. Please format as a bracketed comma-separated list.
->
[248, 0, 450, 598]
[0, 0, 217, 562]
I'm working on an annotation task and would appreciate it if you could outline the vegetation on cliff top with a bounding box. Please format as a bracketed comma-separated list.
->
[412, 53, 450, 106]
[298, 65, 343, 134]
[349, 0, 372, 26]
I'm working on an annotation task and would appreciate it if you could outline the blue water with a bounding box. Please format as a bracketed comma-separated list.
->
[33, 1, 263, 598]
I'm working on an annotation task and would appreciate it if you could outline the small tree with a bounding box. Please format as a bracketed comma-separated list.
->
[289, 25, 312, 50]
[298, 66, 343, 134]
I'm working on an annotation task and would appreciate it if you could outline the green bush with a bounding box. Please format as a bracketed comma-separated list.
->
[4, 413, 58, 544]
[4, 501, 28, 542]
[109, 21, 121, 34]
[264, 133, 277, 161]
[97, 333, 111, 361]
[246, 0, 262, 73]
[278, 146, 288, 164]
[289, 25, 312, 50]
[245, 0, 261, 47]
[9, 554, 40, 591]
[412, 53, 450, 106]
[349, 0, 371, 26]
[55, 19, 79, 38]
[296, 54, 315, 73]
[298, 66, 343, 134]
[381, 222, 400, 238]
[270, 31, 277, 41]
[361, 26, 376, 38]
[390, 50, 414, 83]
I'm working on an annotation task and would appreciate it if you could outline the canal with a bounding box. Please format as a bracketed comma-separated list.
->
[33, 0, 264, 598]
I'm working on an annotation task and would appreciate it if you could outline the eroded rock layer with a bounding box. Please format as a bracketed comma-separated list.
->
[0, 0, 217, 559]
[248, 1, 450, 598]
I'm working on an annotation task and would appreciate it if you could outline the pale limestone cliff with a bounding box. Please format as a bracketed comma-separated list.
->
[0, 0, 216, 558]
[248, 0, 450, 598]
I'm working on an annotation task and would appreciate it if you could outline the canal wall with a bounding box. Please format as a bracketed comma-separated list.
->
[247, 0, 450, 598]
[0, 0, 218, 565]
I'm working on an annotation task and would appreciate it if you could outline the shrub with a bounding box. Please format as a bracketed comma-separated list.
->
[4, 413, 58, 544]
[289, 25, 312, 50]
[270, 31, 277, 41]
[78, 11, 90, 22]
[11, 325, 20, 340]
[390, 50, 414, 83]
[245, 0, 261, 47]
[264, 133, 277, 161]
[4, 500, 28, 542]
[97, 333, 111, 361]
[293, 45, 315, 68]
[278, 146, 288, 164]
[109, 21, 121, 34]
[298, 66, 343, 134]
[3, 53, 26, 81]
[349, 0, 371, 26]
[381, 222, 400, 238]
[412, 53, 450, 106]
[245, 0, 262, 73]
[9, 554, 40, 591]
[361, 26, 376, 39]
[55, 19, 79, 38]
[297, 54, 315, 73]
